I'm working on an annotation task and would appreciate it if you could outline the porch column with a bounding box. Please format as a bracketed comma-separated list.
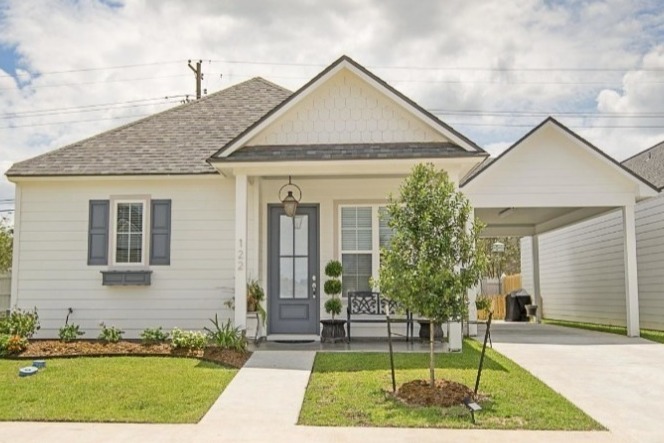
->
[622, 203, 640, 337]
[467, 208, 478, 336]
[532, 235, 542, 323]
[235, 174, 248, 331]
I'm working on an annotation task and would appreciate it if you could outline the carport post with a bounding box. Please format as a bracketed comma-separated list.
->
[622, 203, 640, 337]
[532, 235, 542, 323]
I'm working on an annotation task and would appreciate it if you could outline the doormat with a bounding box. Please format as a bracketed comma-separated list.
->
[274, 340, 315, 344]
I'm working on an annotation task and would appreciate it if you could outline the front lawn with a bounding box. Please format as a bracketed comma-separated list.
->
[300, 340, 603, 430]
[543, 319, 664, 344]
[0, 357, 236, 423]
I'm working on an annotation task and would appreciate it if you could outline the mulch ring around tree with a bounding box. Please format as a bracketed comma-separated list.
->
[13, 340, 251, 369]
[395, 379, 477, 408]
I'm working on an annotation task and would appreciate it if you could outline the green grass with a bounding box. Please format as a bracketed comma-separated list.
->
[300, 341, 603, 430]
[543, 319, 664, 344]
[0, 357, 237, 423]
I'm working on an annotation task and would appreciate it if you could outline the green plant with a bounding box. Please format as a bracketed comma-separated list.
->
[170, 328, 208, 350]
[98, 322, 124, 343]
[475, 295, 493, 313]
[246, 279, 266, 325]
[0, 217, 12, 273]
[59, 324, 85, 342]
[0, 307, 40, 338]
[324, 298, 343, 320]
[324, 259, 343, 320]
[204, 314, 247, 352]
[0, 334, 27, 356]
[140, 327, 170, 345]
[377, 163, 487, 387]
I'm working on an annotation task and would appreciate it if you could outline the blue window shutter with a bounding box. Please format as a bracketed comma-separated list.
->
[150, 199, 171, 265]
[88, 200, 110, 265]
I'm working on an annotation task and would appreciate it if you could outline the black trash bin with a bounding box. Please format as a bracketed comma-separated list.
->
[504, 289, 532, 321]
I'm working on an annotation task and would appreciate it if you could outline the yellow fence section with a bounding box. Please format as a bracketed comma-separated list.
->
[477, 274, 522, 321]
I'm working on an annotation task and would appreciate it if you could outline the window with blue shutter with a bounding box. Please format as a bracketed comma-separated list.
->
[150, 199, 171, 265]
[88, 200, 110, 265]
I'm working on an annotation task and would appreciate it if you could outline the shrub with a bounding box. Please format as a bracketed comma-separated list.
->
[324, 297, 343, 319]
[0, 334, 28, 356]
[475, 295, 493, 313]
[0, 307, 40, 339]
[170, 328, 208, 350]
[141, 327, 170, 345]
[324, 260, 342, 278]
[59, 323, 85, 342]
[323, 279, 342, 296]
[98, 322, 124, 343]
[204, 314, 247, 352]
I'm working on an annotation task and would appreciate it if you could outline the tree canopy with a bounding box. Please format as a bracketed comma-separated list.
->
[0, 218, 12, 273]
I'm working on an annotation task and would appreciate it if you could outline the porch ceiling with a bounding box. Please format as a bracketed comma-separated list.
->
[476, 206, 614, 236]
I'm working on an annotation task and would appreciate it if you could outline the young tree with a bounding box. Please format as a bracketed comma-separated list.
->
[0, 217, 12, 273]
[378, 163, 487, 387]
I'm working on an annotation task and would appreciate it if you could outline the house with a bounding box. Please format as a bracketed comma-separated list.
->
[520, 140, 664, 331]
[5, 56, 657, 340]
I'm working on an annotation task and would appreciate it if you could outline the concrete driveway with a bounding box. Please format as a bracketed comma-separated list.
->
[480, 322, 664, 443]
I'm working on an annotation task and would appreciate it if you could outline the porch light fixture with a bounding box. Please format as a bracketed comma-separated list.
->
[279, 176, 302, 218]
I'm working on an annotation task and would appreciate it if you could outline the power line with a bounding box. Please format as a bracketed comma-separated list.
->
[0, 73, 190, 92]
[0, 60, 184, 79]
[429, 110, 664, 118]
[0, 113, 157, 130]
[448, 121, 664, 129]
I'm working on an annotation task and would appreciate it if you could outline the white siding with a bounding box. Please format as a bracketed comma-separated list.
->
[14, 177, 235, 338]
[520, 237, 535, 296]
[534, 194, 664, 330]
[247, 68, 448, 146]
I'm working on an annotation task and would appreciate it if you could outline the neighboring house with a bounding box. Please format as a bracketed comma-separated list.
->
[5, 56, 657, 339]
[521, 141, 664, 330]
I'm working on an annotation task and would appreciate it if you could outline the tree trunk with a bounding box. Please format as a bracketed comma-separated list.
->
[429, 319, 435, 388]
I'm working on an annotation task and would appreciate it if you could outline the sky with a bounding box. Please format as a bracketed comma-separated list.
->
[1, 0, 663, 218]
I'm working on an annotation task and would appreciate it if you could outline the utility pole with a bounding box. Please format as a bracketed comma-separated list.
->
[188, 59, 203, 99]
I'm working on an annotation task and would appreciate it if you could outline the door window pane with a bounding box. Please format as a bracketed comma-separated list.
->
[294, 215, 308, 256]
[279, 215, 293, 256]
[294, 257, 308, 298]
[279, 258, 293, 299]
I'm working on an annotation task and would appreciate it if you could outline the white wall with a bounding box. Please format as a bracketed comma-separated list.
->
[13, 176, 235, 338]
[520, 237, 535, 296]
[526, 194, 664, 330]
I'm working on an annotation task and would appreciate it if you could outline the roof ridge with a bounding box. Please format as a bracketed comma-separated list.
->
[8, 77, 290, 172]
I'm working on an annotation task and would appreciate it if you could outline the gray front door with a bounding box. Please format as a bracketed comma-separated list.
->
[267, 205, 320, 335]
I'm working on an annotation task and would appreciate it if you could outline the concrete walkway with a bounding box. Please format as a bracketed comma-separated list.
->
[482, 322, 664, 443]
[4, 327, 660, 442]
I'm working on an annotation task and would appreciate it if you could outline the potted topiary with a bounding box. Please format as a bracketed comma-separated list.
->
[320, 260, 347, 343]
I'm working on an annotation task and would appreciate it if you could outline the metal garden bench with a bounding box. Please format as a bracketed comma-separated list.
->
[346, 291, 413, 342]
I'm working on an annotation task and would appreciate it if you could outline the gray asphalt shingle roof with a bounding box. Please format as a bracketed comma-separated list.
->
[217, 142, 481, 162]
[6, 77, 292, 177]
[622, 141, 664, 191]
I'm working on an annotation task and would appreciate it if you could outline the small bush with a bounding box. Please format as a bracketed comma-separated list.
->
[170, 328, 208, 350]
[324, 297, 343, 320]
[59, 323, 85, 342]
[205, 314, 247, 352]
[141, 327, 170, 345]
[0, 307, 40, 339]
[324, 260, 342, 278]
[98, 322, 124, 343]
[0, 334, 28, 356]
[323, 279, 342, 296]
[475, 295, 493, 313]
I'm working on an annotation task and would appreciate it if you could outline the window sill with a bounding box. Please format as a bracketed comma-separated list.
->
[101, 270, 152, 286]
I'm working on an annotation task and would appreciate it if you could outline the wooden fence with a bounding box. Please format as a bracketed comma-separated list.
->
[477, 273, 522, 320]
[0, 272, 10, 314]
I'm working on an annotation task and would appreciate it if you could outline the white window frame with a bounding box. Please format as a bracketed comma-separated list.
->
[338, 204, 390, 293]
[110, 197, 150, 267]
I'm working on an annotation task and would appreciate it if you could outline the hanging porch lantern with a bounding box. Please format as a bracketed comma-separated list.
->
[279, 176, 302, 217]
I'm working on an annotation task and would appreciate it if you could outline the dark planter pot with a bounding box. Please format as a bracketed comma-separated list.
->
[418, 320, 444, 341]
[321, 319, 347, 343]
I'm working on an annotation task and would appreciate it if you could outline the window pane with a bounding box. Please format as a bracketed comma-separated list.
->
[294, 215, 308, 256]
[342, 253, 372, 296]
[130, 204, 143, 233]
[341, 207, 356, 229]
[357, 229, 372, 250]
[116, 233, 129, 263]
[129, 234, 142, 263]
[279, 258, 293, 298]
[294, 257, 308, 299]
[279, 215, 293, 256]
[379, 207, 393, 248]
[356, 207, 372, 228]
[117, 205, 130, 233]
[340, 206, 372, 252]
[341, 229, 356, 250]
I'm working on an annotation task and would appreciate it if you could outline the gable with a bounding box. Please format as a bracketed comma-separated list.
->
[463, 121, 653, 207]
[245, 67, 448, 146]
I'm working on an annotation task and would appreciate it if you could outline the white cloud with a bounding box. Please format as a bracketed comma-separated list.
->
[0, 0, 662, 200]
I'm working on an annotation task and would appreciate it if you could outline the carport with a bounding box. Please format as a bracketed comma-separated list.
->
[461, 118, 658, 337]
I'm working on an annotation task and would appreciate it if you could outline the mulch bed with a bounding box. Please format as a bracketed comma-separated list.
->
[395, 379, 476, 408]
[13, 340, 251, 369]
